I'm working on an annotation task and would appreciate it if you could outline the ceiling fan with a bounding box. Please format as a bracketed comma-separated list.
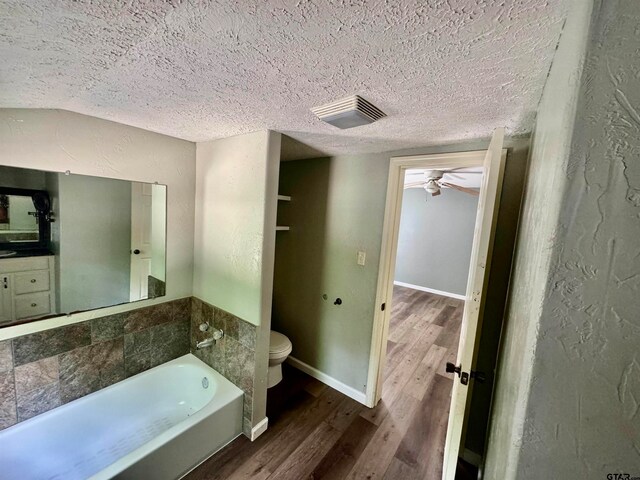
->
[404, 169, 481, 197]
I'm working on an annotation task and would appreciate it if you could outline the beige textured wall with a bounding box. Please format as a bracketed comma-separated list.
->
[489, 1, 640, 477]
[484, 0, 594, 476]
[193, 130, 281, 433]
[193, 131, 280, 327]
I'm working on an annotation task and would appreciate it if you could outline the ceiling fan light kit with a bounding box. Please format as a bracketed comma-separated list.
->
[425, 180, 441, 194]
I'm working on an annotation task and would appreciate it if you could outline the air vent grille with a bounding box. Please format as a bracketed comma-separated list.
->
[311, 95, 386, 129]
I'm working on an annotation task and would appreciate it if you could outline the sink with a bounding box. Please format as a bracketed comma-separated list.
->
[0, 250, 17, 258]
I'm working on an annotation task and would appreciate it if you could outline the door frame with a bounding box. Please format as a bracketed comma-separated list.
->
[366, 149, 490, 406]
[366, 142, 507, 472]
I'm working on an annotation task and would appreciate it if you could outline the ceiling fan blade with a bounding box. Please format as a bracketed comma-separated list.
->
[445, 172, 466, 180]
[440, 181, 480, 196]
[404, 181, 426, 189]
[450, 167, 484, 173]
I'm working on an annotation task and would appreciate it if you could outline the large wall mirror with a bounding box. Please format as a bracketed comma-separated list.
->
[0, 165, 167, 327]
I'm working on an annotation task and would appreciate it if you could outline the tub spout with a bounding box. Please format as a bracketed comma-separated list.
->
[196, 329, 224, 349]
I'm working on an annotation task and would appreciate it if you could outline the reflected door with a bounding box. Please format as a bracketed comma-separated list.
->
[130, 183, 152, 301]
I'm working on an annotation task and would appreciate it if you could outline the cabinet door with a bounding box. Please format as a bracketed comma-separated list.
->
[0, 276, 13, 324]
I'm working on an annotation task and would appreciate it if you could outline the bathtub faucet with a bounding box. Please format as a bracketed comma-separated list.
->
[196, 328, 224, 349]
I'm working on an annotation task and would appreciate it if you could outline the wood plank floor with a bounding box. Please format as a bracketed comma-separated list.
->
[186, 286, 466, 480]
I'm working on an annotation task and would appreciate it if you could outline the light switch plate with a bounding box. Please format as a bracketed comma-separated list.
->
[357, 251, 366, 266]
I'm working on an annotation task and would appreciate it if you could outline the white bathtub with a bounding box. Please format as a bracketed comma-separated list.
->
[0, 353, 243, 480]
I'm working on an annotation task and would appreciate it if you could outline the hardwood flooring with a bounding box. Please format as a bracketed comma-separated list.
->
[186, 286, 465, 480]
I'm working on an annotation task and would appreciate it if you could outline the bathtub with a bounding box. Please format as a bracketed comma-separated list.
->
[0, 353, 243, 480]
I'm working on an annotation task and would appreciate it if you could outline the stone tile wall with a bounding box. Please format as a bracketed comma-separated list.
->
[190, 297, 257, 437]
[147, 275, 166, 298]
[0, 297, 190, 431]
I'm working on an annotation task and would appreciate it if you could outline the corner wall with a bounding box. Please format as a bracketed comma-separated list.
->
[483, 0, 634, 477]
[193, 130, 281, 436]
[489, 1, 640, 477]
[193, 130, 280, 327]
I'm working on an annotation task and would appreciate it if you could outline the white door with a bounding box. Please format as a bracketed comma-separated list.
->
[130, 182, 153, 301]
[442, 128, 506, 479]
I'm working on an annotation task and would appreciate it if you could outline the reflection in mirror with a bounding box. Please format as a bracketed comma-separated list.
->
[0, 166, 167, 327]
[0, 188, 52, 251]
[0, 194, 39, 242]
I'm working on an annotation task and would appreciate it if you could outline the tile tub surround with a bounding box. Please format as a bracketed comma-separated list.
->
[148, 275, 167, 298]
[0, 297, 190, 430]
[190, 297, 257, 437]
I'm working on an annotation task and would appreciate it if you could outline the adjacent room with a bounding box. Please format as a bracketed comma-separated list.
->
[0, 0, 638, 479]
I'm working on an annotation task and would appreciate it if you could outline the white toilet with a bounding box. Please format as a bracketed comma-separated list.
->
[268, 330, 293, 388]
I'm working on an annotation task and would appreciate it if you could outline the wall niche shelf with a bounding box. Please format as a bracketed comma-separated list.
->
[276, 194, 291, 232]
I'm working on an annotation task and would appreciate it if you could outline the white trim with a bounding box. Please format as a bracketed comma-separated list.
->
[287, 356, 367, 405]
[365, 144, 507, 480]
[442, 134, 507, 480]
[250, 417, 269, 441]
[393, 281, 466, 301]
[367, 150, 488, 408]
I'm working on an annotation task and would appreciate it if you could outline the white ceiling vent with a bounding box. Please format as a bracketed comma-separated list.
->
[311, 95, 386, 129]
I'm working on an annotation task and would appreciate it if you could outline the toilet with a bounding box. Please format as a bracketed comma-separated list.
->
[268, 330, 293, 388]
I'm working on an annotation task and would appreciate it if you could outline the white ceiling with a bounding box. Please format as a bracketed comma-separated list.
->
[0, 1, 567, 159]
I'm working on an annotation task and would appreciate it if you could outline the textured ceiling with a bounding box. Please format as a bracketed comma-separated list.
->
[0, 0, 567, 159]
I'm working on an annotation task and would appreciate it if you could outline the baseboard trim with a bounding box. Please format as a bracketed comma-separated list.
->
[250, 417, 269, 441]
[393, 281, 466, 301]
[287, 356, 367, 405]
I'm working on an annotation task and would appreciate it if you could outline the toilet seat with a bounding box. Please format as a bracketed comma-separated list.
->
[269, 331, 292, 356]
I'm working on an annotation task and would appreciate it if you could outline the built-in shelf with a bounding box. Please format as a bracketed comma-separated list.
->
[277, 195, 291, 233]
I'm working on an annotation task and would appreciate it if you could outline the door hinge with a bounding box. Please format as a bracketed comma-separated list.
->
[470, 370, 486, 383]
[381, 302, 386, 311]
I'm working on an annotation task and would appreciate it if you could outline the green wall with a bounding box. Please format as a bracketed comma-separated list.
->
[273, 138, 529, 421]
[274, 154, 389, 392]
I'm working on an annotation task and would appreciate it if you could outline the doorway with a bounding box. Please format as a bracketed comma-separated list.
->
[366, 130, 506, 479]
[383, 164, 482, 475]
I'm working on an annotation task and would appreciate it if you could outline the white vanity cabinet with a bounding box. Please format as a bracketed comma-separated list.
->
[0, 256, 56, 324]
